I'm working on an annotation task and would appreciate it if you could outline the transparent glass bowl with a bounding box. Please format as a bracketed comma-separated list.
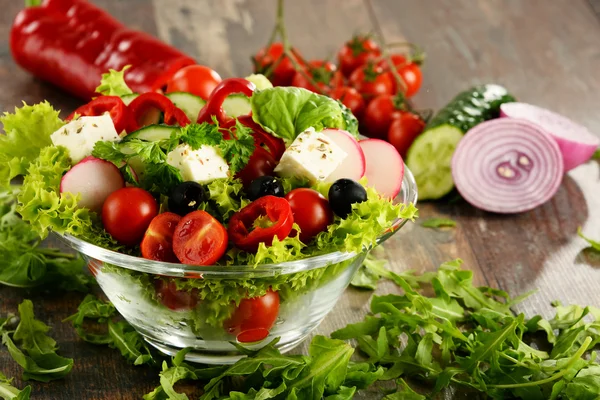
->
[57, 168, 417, 364]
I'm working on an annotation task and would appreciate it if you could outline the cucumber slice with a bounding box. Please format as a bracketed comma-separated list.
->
[406, 124, 464, 200]
[222, 94, 251, 118]
[166, 92, 206, 122]
[244, 74, 273, 90]
[121, 93, 139, 106]
[123, 124, 180, 142]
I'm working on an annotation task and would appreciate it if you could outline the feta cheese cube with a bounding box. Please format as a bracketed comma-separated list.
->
[167, 144, 230, 184]
[274, 127, 347, 181]
[50, 114, 121, 164]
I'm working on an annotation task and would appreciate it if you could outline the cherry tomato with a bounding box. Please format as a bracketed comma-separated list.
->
[140, 212, 182, 262]
[337, 35, 381, 78]
[284, 188, 333, 243]
[348, 63, 394, 101]
[329, 86, 366, 120]
[387, 112, 426, 158]
[102, 187, 158, 246]
[236, 146, 278, 187]
[377, 53, 408, 70]
[253, 42, 302, 87]
[362, 95, 402, 139]
[172, 210, 228, 265]
[166, 65, 222, 100]
[395, 63, 423, 98]
[155, 280, 199, 311]
[225, 289, 280, 343]
[291, 60, 343, 93]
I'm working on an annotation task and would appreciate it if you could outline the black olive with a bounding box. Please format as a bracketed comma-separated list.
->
[247, 176, 284, 200]
[328, 179, 367, 218]
[168, 181, 207, 216]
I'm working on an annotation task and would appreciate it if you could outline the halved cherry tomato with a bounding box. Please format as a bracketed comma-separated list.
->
[291, 60, 343, 93]
[362, 94, 403, 139]
[166, 65, 222, 101]
[140, 212, 182, 263]
[348, 62, 394, 101]
[102, 187, 159, 246]
[225, 289, 280, 343]
[236, 146, 278, 187]
[285, 188, 333, 243]
[228, 196, 294, 252]
[337, 35, 382, 78]
[253, 42, 302, 87]
[387, 112, 425, 158]
[172, 210, 228, 265]
[154, 280, 199, 311]
[330, 86, 366, 120]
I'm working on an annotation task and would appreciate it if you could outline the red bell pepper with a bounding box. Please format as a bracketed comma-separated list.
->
[228, 196, 294, 252]
[10, 0, 196, 99]
[236, 115, 286, 160]
[66, 95, 136, 134]
[128, 93, 190, 127]
[197, 78, 256, 124]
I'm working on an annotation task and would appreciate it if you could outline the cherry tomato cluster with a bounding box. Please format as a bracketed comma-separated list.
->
[253, 36, 427, 158]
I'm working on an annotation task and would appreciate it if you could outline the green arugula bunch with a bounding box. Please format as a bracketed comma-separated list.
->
[0, 371, 30, 400]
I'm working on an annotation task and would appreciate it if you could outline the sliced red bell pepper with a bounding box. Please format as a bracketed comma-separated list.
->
[128, 92, 190, 128]
[66, 95, 136, 134]
[10, 0, 196, 99]
[228, 196, 294, 253]
[197, 78, 255, 125]
[236, 115, 286, 160]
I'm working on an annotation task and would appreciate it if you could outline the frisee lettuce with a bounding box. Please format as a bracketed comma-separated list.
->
[0, 102, 63, 188]
[95, 66, 133, 97]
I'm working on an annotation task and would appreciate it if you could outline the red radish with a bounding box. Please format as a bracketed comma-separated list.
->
[322, 129, 366, 182]
[358, 139, 404, 199]
[452, 118, 564, 214]
[60, 156, 125, 212]
[500, 102, 599, 171]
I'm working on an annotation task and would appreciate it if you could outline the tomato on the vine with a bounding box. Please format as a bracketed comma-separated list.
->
[348, 63, 394, 101]
[166, 65, 222, 100]
[253, 42, 302, 87]
[378, 54, 422, 98]
[377, 53, 408, 70]
[225, 289, 280, 343]
[387, 112, 426, 158]
[330, 86, 366, 120]
[362, 94, 403, 139]
[291, 60, 343, 93]
[284, 188, 333, 243]
[337, 35, 381, 77]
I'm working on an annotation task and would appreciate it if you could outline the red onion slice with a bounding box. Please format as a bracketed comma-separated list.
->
[500, 102, 599, 171]
[451, 118, 564, 214]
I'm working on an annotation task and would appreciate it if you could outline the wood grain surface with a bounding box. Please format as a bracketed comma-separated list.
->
[1, 0, 600, 398]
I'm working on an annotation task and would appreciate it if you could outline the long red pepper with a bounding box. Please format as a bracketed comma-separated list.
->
[10, 0, 196, 99]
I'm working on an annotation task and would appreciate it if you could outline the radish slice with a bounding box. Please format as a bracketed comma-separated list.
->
[359, 139, 404, 199]
[452, 118, 564, 214]
[500, 102, 599, 171]
[60, 156, 125, 212]
[322, 129, 366, 182]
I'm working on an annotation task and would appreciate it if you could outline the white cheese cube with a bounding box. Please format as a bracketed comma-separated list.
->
[50, 114, 121, 164]
[167, 144, 230, 184]
[274, 127, 347, 181]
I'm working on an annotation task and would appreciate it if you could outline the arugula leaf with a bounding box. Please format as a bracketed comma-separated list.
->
[218, 120, 255, 174]
[384, 379, 426, 399]
[578, 227, 600, 251]
[95, 66, 134, 97]
[350, 250, 389, 290]
[420, 217, 456, 229]
[0, 102, 63, 188]
[64, 294, 116, 344]
[0, 371, 31, 400]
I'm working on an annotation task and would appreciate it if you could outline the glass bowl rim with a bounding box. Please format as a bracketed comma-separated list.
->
[57, 167, 418, 278]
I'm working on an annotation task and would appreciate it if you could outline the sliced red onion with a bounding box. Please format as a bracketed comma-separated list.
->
[500, 102, 599, 171]
[451, 118, 564, 214]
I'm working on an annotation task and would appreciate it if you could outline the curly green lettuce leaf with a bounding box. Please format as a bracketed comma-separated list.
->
[250, 87, 345, 144]
[338, 101, 359, 138]
[0, 102, 63, 188]
[95, 66, 133, 97]
[200, 178, 249, 223]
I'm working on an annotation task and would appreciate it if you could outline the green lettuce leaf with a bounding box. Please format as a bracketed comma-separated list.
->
[0, 102, 63, 188]
[95, 66, 134, 97]
[0, 371, 31, 400]
[250, 87, 345, 144]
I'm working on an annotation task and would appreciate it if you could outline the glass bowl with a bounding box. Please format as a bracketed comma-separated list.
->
[57, 168, 418, 364]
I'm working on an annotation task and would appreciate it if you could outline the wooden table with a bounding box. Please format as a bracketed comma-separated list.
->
[1, 0, 599, 398]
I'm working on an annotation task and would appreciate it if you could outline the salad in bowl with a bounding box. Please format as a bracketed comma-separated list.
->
[6, 69, 417, 363]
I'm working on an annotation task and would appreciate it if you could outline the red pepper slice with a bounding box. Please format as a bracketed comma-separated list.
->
[128, 92, 190, 128]
[228, 196, 294, 253]
[237, 115, 286, 160]
[66, 95, 136, 134]
[197, 78, 255, 125]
